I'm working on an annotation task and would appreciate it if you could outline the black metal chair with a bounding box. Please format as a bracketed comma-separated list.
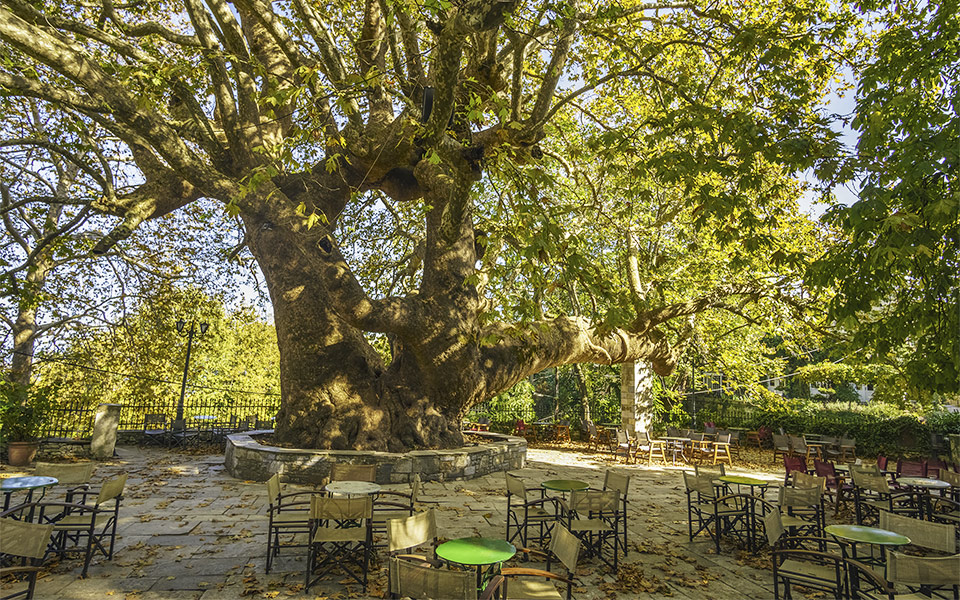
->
[564, 489, 621, 570]
[682, 472, 750, 553]
[305, 495, 373, 592]
[264, 473, 313, 573]
[602, 470, 630, 557]
[505, 473, 559, 549]
[140, 414, 168, 446]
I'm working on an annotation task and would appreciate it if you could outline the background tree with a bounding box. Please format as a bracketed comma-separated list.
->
[0, 0, 854, 450]
[809, 0, 960, 394]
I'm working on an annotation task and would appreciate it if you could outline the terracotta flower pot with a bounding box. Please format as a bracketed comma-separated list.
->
[6, 441, 39, 466]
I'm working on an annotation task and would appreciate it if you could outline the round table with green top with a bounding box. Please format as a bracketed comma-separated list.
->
[825, 524, 909, 592]
[718, 475, 769, 497]
[541, 479, 589, 493]
[436, 537, 516, 589]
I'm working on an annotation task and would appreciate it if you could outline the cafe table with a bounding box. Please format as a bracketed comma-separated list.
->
[661, 436, 690, 465]
[324, 480, 382, 496]
[895, 477, 951, 519]
[436, 537, 516, 589]
[1, 476, 59, 516]
[718, 475, 769, 497]
[825, 524, 909, 591]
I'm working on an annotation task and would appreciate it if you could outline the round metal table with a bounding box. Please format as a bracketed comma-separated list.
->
[436, 537, 516, 589]
[540, 480, 589, 493]
[1, 476, 59, 514]
[896, 477, 950, 519]
[825, 523, 909, 592]
[718, 475, 769, 496]
[324, 480, 382, 496]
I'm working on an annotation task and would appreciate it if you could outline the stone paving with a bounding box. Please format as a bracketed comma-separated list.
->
[1, 445, 804, 599]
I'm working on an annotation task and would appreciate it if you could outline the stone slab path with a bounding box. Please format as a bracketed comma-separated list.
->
[1, 445, 813, 599]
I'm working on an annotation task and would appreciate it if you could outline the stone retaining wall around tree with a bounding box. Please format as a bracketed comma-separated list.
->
[224, 431, 527, 484]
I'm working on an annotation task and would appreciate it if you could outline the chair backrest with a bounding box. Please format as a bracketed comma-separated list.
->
[639, 430, 654, 444]
[694, 464, 726, 478]
[588, 422, 598, 436]
[779, 484, 822, 509]
[853, 472, 890, 494]
[850, 463, 881, 478]
[505, 472, 527, 501]
[937, 469, 960, 487]
[783, 454, 807, 477]
[550, 525, 580, 573]
[682, 472, 716, 499]
[569, 489, 620, 514]
[409, 473, 421, 503]
[886, 552, 960, 587]
[704, 425, 716, 435]
[728, 430, 740, 443]
[792, 472, 827, 494]
[389, 556, 476, 600]
[840, 436, 856, 446]
[876, 455, 888, 471]
[897, 459, 927, 478]
[813, 459, 835, 479]
[666, 426, 680, 437]
[387, 509, 437, 552]
[772, 434, 790, 449]
[311, 495, 373, 521]
[144, 414, 166, 428]
[616, 429, 629, 444]
[34, 461, 95, 485]
[926, 458, 947, 473]
[266, 473, 281, 501]
[790, 435, 807, 451]
[171, 418, 187, 431]
[880, 511, 957, 554]
[331, 463, 376, 482]
[603, 470, 630, 498]
[0, 518, 55, 559]
[762, 508, 785, 547]
[680, 428, 693, 438]
[715, 433, 731, 444]
[96, 473, 128, 505]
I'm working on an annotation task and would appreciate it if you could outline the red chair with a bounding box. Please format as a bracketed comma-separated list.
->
[813, 459, 853, 514]
[896, 458, 927, 478]
[783, 455, 808, 485]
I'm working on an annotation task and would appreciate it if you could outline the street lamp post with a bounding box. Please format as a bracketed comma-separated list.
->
[176, 319, 208, 425]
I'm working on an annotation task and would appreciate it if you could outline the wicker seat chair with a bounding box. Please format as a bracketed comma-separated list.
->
[502, 525, 580, 600]
[265, 473, 313, 573]
[0, 519, 55, 600]
[389, 555, 503, 600]
[505, 473, 559, 549]
[305, 495, 373, 591]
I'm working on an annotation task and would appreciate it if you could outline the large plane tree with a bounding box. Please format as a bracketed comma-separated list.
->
[0, 0, 851, 450]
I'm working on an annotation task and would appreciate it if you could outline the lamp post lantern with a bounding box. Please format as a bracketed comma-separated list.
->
[176, 320, 208, 425]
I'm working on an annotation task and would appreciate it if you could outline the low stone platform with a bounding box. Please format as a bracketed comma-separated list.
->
[224, 430, 526, 484]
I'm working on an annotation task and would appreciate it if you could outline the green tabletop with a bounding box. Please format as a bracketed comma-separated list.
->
[718, 475, 768, 487]
[825, 524, 910, 546]
[896, 477, 950, 489]
[541, 479, 589, 492]
[436, 537, 516, 566]
[0, 476, 58, 491]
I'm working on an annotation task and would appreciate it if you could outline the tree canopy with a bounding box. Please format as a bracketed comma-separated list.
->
[0, 0, 857, 449]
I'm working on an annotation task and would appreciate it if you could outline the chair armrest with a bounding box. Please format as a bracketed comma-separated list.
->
[275, 490, 316, 502]
[502, 567, 574, 585]
[480, 575, 505, 600]
[513, 547, 549, 561]
[372, 500, 414, 511]
[0, 566, 42, 576]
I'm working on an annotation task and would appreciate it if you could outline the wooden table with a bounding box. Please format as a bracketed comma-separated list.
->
[661, 437, 690, 465]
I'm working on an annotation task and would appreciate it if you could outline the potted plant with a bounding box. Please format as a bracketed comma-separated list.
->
[0, 379, 54, 466]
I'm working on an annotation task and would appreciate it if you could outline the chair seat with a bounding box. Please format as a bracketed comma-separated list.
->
[506, 577, 563, 600]
[312, 527, 366, 543]
[569, 518, 613, 533]
[53, 515, 96, 528]
[779, 559, 840, 586]
[272, 511, 310, 524]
